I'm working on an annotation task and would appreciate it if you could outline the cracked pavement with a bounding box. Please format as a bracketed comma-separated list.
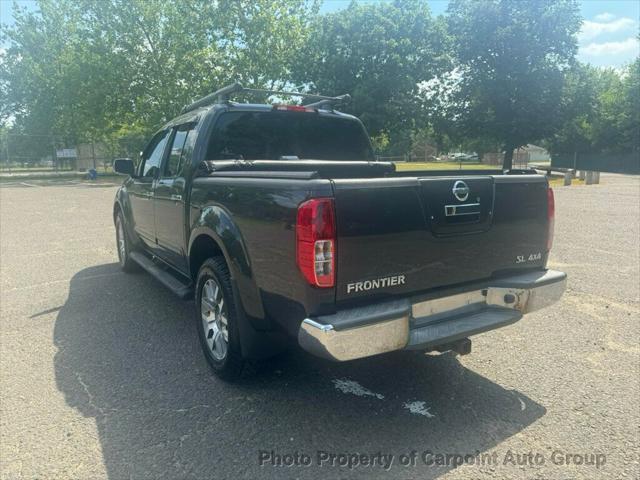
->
[1, 175, 639, 479]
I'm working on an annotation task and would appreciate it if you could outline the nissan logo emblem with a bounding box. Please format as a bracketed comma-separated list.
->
[452, 180, 469, 202]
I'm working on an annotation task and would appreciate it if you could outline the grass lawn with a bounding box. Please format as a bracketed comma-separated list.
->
[548, 177, 586, 187]
[395, 161, 585, 186]
[394, 161, 498, 171]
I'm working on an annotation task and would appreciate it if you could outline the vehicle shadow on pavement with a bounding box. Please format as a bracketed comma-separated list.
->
[54, 263, 546, 480]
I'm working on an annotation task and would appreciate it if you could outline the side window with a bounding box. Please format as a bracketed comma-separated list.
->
[141, 130, 170, 178]
[163, 126, 191, 177]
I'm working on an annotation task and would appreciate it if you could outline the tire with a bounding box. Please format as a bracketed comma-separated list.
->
[196, 257, 248, 380]
[115, 210, 140, 273]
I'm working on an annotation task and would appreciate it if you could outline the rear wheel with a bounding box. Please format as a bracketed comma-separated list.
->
[196, 257, 248, 380]
[115, 211, 140, 273]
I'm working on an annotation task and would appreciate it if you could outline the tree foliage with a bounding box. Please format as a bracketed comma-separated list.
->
[1, 0, 317, 152]
[547, 59, 640, 154]
[291, 0, 450, 154]
[434, 0, 582, 167]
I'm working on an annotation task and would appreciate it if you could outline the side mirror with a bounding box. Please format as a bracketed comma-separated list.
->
[114, 158, 135, 176]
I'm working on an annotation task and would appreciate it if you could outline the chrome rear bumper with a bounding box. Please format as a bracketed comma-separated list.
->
[298, 269, 567, 361]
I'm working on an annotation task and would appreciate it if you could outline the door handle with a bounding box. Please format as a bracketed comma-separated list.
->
[171, 194, 182, 201]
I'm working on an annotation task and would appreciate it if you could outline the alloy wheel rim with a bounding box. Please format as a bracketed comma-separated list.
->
[201, 278, 229, 361]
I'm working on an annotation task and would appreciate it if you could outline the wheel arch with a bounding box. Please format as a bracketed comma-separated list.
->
[113, 189, 139, 246]
[188, 227, 283, 358]
[113, 197, 124, 221]
[188, 207, 265, 323]
[188, 232, 225, 281]
[113, 187, 128, 220]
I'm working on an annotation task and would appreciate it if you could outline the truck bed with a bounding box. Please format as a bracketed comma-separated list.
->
[191, 160, 551, 334]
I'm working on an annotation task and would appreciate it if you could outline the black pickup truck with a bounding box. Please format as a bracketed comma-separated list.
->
[113, 83, 566, 379]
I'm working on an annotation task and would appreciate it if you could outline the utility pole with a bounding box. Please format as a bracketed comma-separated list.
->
[52, 136, 58, 172]
[5, 135, 10, 173]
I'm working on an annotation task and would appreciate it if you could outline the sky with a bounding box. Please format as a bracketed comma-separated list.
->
[321, 0, 640, 68]
[575, 0, 640, 67]
[1, 0, 639, 68]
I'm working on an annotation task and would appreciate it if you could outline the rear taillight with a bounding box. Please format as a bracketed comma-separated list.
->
[296, 198, 336, 287]
[547, 187, 555, 251]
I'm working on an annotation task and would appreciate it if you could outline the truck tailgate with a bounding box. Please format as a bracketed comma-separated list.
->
[333, 174, 549, 303]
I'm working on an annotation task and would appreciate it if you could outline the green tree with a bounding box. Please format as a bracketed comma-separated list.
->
[593, 59, 640, 153]
[441, 0, 581, 168]
[547, 60, 639, 155]
[292, 0, 450, 155]
[1, 0, 317, 153]
[545, 63, 600, 154]
[620, 58, 640, 153]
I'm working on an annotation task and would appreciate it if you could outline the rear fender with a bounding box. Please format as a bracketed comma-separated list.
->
[189, 206, 267, 326]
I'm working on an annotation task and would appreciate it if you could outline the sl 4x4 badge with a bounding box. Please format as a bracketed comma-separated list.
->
[516, 252, 542, 264]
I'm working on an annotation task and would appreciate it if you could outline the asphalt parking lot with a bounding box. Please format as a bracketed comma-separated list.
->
[1, 174, 638, 479]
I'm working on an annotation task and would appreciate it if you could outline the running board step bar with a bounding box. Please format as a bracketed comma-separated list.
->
[129, 251, 193, 299]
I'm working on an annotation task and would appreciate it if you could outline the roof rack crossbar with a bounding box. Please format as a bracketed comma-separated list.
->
[181, 82, 350, 114]
[303, 94, 350, 110]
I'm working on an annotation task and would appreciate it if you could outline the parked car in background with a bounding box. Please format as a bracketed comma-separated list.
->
[449, 152, 479, 162]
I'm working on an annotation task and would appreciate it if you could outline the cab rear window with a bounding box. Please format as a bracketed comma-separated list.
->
[206, 111, 374, 161]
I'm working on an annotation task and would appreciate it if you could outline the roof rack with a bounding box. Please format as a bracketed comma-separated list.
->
[181, 82, 350, 114]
